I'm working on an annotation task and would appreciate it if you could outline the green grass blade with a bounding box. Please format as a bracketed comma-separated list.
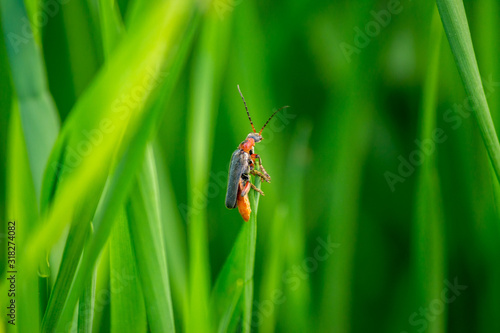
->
[186, 8, 232, 333]
[0, 16, 12, 279]
[59, 0, 101, 96]
[258, 207, 287, 333]
[413, 8, 446, 333]
[153, 143, 189, 329]
[45, 139, 150, 332]
[436, 0, 500, 183]
[20, 0, 41, 47]
[474, 2, 500, 331]
[98, 0, 125, 58]
[0, 0, 59, 200]
[77, 261, 95, 333]
[126, 145, 175, 332]
[278, 123, 313, 332]
[43, 58, 194, 329]
[25, 2, 194, 330]
[92, 243, 110, 332]
[258, 122, 312, 332]
[78, 224, 96, 333]
[210, 175, 260, 333]
[318, 72, 374, 333]
[41, 212, 91, 333]
[26, 0, 192, 275]
[110, 208, 147, 333]
[5, 102, 40, 333]
[242, 175, 260, 333]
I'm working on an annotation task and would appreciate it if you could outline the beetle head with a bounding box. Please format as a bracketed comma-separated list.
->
[247, 132, 262, 143]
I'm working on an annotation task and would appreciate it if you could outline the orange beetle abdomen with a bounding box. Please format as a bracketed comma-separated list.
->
[236, 183, 251, 222]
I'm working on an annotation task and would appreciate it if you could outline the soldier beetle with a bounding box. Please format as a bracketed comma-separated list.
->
[225, 85, 288, 221]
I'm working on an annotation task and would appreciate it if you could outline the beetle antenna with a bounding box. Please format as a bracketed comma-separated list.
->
[237, 85, 257, 133]
[259, 106, 289, 135]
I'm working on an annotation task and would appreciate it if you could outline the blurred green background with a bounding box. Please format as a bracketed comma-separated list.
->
[1, 0, 500, 332]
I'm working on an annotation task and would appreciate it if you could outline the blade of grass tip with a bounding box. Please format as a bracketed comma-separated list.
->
[186, 8, 232, 333]
[413, 8, 446, 333]
[436, 0, 500, 184]
[110, 208, 147, 333]
[126, 145, 175, 332]
[78, 223, 96, 333]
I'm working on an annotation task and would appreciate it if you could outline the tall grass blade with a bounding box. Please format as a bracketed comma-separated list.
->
[59, 0, 101, 95]
[98, 0, 124, 58]
[186, 8, 232, 333]
[257, 123, 312, 332]
[110, 208, 147, 333]
[210, 175, 260, 333]
[318, 66, 374, 333]
[5, 102, 40, 333]
[278, 122, 313, 332]
[436, 0, 500, 183]
[126, 146, 176, 332]
[29, 2, 194, 330]
[0, 0, 59, 199]
[258, 206, 287, 333]
[242, 175, 260, 333]
[41, 205, 95, 333]
[78, 224, 96, 333]
[154, 143, 189, 329]
[413, 8, 446, 333]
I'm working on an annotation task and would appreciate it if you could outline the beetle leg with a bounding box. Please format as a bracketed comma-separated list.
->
[250, 169, 271, 183]
[250, 182, 265, 196]
[251, 154, 271, 181]
[240, 180, 251, 197]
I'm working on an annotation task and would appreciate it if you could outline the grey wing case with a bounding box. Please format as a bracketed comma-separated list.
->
[225, 150, 248, 209]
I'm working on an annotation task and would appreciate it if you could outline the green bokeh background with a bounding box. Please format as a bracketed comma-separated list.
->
[1, 0, 500, 332]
